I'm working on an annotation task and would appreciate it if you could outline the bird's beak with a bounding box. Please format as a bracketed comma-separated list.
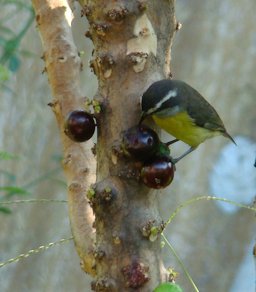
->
[139, 112, 146, 125]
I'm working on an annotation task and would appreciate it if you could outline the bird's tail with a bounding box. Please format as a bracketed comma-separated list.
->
[223, 131, 237, 145]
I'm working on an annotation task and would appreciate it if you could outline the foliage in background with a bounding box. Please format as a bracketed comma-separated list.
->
[0, 1, 34, 87]
[0, 150, 65, 214]
[0, 2, 65, 214]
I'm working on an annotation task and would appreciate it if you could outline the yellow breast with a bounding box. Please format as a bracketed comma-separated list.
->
[153, 112, 220, 147]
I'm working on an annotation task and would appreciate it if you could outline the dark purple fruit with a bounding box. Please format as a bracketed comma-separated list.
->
[122, 125, 160, 161]
[64, 110, 95, 142]
[141, 157, 175, 189]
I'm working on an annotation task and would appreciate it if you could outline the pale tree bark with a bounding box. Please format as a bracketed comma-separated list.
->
[31, 0, 96, 276]
[32, 0, 176, 291]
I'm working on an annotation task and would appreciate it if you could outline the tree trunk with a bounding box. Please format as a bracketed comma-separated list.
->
[32, 0, 176, 290]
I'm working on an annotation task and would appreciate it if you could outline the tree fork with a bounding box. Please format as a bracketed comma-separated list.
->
[32, 0, 177, 290]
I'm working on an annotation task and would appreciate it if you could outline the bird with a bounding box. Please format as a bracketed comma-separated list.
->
[140, 79, 236, 163]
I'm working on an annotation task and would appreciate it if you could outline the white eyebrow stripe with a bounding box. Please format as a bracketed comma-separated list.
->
[146, 88, 177, 114]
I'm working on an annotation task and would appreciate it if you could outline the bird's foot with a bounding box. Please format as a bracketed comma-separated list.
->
[165, 139, 179, 146]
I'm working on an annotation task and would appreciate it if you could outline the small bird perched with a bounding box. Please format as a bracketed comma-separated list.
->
[140, 79, 236, 163]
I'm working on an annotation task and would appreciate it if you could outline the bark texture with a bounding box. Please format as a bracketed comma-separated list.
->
[31, 0, 96, 275]
[32, 0, 176, 291]
[80, 1, 176, 290]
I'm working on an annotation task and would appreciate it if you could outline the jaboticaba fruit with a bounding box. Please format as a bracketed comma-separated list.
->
[122, 125, 160, 161]
[64, 110, 96, 142]
[141, 157, 175, 189]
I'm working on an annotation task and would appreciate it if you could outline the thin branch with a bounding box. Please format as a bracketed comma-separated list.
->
[0, 237, 73, 268]
[165, 195, 256, 228]
[0, 199, 67, 204]
[162, 233, 199, 292]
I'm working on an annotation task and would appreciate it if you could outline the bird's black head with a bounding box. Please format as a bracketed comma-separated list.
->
[140, 79, 184, 120]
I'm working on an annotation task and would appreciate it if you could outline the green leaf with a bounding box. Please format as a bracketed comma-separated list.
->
[4, 38, 19, 54]
[0, 186, 29, 196]
[0, 65, 10, 82]
[0, 206, 12, 214]
[154, 283, 183, 292]
[0, 151, 18, 160]
[8, 55, 20, 72]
